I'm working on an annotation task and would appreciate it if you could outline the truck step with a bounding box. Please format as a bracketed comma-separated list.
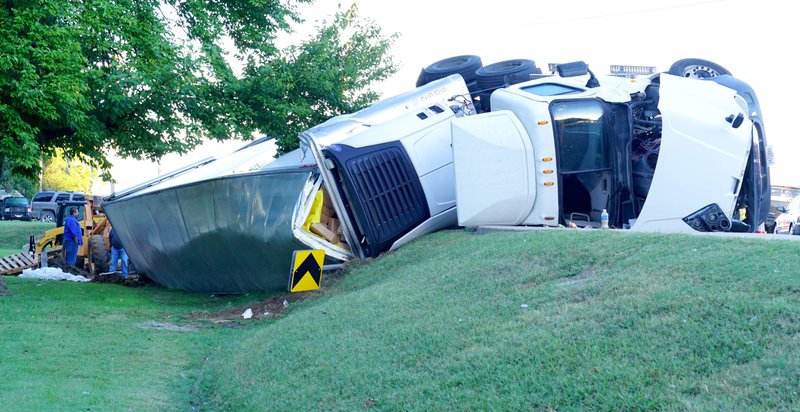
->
[0, 253, 39, 276]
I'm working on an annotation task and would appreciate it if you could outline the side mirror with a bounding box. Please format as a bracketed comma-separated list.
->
[777, 206, 787, 213]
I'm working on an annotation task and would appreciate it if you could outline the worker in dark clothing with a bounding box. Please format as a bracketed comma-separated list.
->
[108, 228, 129, 278]
[63, 207, 82, 266]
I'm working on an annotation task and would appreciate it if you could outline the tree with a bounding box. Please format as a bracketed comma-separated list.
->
[244, 5, 398, 155]
[0, 0, 397, 180]
[41, 149, 97, 193]
[0, 157, 37, 198]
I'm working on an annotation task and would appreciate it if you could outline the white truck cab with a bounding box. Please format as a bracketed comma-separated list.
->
[447, 60, 769, 233]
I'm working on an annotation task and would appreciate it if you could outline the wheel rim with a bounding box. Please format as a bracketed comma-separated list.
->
[680, 64, 723, 79]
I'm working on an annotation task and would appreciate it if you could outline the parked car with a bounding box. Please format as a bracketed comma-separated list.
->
[31, 191, 85, 222]
[1, 196, 32, 221]
[774, 195, 800, 235]
[770, 185, 800, 230]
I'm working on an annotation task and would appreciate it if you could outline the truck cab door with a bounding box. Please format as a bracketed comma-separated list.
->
[632, 74, 752, 232]
[452, 111, 537, 226]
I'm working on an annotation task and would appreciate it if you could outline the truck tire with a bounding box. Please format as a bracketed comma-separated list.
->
[475, 59, 541, 92]
[668, 58, 731, 79]
[416, 55, 483, 87]
[88, 235, 108, 275]
[40, 210, 55, 223]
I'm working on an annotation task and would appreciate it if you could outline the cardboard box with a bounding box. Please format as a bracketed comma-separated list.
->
[320, 205, 334, 225]
[322, 190, 333, 208]
[310, 222, 337, 243]
[327, 218, 340, 237]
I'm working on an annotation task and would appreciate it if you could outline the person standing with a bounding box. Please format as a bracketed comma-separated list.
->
[108, 228, 129, 279]
[63, 207, 83, 266]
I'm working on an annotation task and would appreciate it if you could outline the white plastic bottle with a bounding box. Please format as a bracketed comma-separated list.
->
[600, 209, 609, 229]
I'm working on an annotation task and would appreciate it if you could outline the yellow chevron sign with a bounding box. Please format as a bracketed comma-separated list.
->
[289, 250, 324, 292]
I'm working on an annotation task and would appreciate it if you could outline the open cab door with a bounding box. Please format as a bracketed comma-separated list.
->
[452, 111, 537, 226]
[632, 74, 752, 232]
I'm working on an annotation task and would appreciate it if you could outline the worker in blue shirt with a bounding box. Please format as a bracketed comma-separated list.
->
[63, 207, 83, 266]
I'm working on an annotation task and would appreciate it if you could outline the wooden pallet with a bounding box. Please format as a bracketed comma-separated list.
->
[0, 253, 39, 276]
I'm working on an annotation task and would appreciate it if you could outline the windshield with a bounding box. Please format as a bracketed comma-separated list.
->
[5, 198, 28, 206]
[772, 186, 800, 202]
[60, 206, 86, 226]
[552, 100, 609, 174]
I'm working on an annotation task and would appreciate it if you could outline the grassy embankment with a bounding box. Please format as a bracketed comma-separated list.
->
[2, 225, 799, 410]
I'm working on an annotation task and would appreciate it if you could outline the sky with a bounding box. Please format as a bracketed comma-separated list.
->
[105, 0, 797, 192]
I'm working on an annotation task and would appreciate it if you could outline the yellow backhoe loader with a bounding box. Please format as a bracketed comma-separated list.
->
[0, 196, 111, 276]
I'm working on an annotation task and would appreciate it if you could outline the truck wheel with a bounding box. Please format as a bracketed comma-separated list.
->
[792, 224, 800, 236]
[476, 59, 541, 92]
[668, 58, 731, 79]
[88, 235, 108, 275]
[40, 210, 55, 223]
[416, 55, 483, 87]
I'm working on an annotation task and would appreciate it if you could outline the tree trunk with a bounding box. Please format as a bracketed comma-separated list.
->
[0, 277, 9, 296]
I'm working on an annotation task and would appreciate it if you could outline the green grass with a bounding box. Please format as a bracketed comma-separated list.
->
[2, 227, 799, 410]
[0, 220, 53, 257]
[196, 230, 800, 411]
[0, 278, 275, 411]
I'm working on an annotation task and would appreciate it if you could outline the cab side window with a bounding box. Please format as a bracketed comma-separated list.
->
[33, 192, 53, 202]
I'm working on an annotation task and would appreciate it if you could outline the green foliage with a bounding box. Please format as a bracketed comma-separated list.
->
[0, 157, 37, 198]
[40, 149, 96, 192]
[245, 4, 398, 155]
[0, 0, 396, 179]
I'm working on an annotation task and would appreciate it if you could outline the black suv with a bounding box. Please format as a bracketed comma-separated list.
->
[31, 191, 85, 222]
[1, 196, 32, 221]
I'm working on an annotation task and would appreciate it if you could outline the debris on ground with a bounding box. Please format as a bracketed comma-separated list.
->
[46, 255, 93, 278]
[182, 268, 346, 323]
[20, 267, 90, 282]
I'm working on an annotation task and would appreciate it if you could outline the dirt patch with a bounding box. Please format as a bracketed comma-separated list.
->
[139, 320, 199, 332]
[92, 272, 152, 287]
[558, 269, 598, 285]
[184, 292, 317, 323]
[182, 266, 349, 323]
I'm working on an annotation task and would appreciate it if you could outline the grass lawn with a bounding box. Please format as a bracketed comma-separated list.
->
[2, 227, 799, 410]
[0, 277, 276, 411]
[0, 220, 53, 257]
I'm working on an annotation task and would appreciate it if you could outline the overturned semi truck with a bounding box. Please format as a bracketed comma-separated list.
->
[103, 57, 770, 293]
